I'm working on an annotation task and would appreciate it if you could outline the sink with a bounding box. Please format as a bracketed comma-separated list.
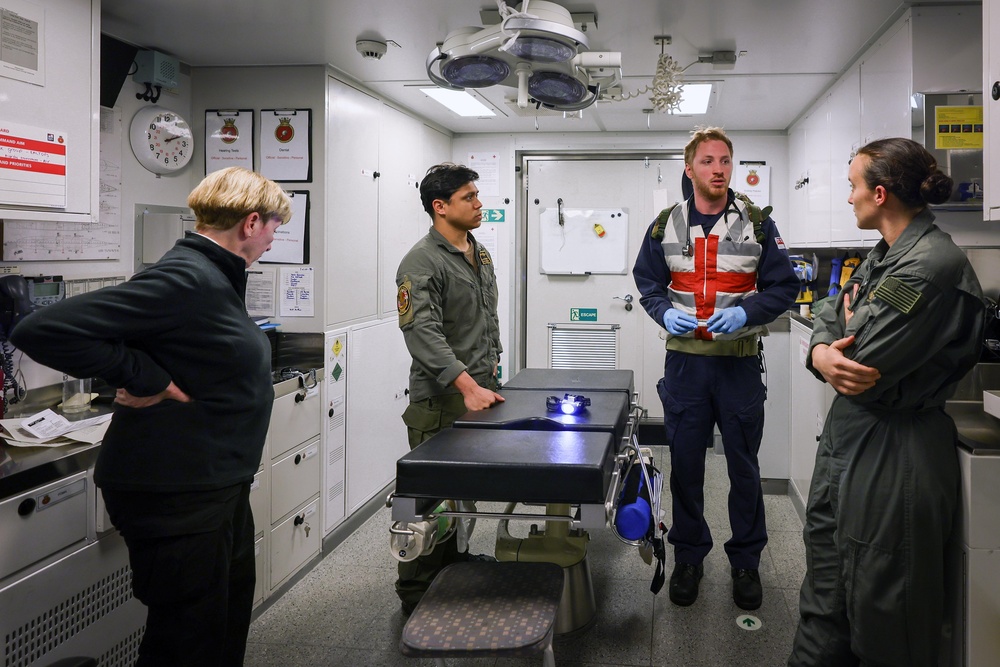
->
[950, 363, 1000, 401]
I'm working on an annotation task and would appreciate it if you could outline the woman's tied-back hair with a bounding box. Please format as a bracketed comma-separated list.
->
[188, 167, 293, 231]
[419, 163, 480, 216]
[684, 126, 734, 166]
[855, 138, 954, 209]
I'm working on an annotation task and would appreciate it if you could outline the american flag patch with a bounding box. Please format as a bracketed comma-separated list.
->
[872, 276, 922, 314]
[775, 236, 786, 250]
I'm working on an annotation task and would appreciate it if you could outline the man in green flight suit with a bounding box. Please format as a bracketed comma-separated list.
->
[393, 163, 504, 615]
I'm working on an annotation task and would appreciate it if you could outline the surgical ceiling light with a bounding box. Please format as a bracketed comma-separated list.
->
[426, 1, 622, 112]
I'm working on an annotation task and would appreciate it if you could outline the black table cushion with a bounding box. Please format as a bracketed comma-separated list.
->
[503, 368, 634, 396]
[452, 389, 630, 445]
[395, 428, 615, 504]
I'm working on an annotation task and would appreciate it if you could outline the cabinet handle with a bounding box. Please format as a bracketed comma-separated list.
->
[373, 171, 381, 179]
[294, 514, 305, 526]
[993, 81, 1000, 101]
[294, 453, 302, 465]
[294, 391, 306, 403]
[329, 407, 335, 418]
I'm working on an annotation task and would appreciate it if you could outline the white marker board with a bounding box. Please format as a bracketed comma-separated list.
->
[539, 207, 628, 275]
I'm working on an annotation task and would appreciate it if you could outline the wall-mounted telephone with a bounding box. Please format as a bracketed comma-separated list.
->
[27, 275, 65, 308]
[0, 275, 31, 412]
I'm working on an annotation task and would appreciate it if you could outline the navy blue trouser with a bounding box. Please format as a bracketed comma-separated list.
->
[102, 483, 255, 667]
[657, 351, 767, 569]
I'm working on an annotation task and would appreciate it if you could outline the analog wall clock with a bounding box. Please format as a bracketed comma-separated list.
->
[129, 106, 194, 174]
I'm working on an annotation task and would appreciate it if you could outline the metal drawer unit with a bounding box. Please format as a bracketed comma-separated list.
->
[0, 470, 89, 581]
[269, 381, 322, 459]
[270, 497, 320, 589]
[270, 438, 320, 522]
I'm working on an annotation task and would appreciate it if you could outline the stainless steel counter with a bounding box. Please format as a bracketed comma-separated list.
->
[1, 366, 323, 501]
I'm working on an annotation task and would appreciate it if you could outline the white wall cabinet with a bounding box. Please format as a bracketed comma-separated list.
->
[0, 0, 98, 222]
[788, 319, 835, 513]
[787, 7, 980, 249]
[760, 325, 790, 480]
[345, 320, 411, 514]
[326, 77, 381, 327]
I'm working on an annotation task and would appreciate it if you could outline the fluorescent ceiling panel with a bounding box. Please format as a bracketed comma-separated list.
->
[677, 83, 713, 114]
[421, 88, 495, 117]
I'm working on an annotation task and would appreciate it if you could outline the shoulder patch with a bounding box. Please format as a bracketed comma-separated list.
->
[397, 278, 414, 326]
[872, 276, 922, 314]
[774, 236, 786, 251]
[478, 246, 492, 265]
[652, 203, 679, 240]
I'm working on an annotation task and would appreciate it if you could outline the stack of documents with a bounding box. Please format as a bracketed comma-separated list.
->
[0, 409, 112, 448]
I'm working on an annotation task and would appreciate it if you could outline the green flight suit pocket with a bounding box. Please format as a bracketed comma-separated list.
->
[401, 400, 442, 449]
[845, 537, 907, 663]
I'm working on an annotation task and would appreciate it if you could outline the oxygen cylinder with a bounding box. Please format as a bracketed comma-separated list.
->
[614, 462, 654, 541]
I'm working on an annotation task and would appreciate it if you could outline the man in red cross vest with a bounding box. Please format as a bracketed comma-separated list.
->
[633, 126, 798, 610]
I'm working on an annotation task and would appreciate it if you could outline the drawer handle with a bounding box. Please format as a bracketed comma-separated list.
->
[294, 391, 306, 403]
[293, 514, 304, 526]
[329, 407, 335, 418]
[294, 453, 302, 465]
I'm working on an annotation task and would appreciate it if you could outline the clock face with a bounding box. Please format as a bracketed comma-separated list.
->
[130, 107, 194, 174]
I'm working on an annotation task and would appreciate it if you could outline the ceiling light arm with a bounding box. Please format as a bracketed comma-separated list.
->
[425, 47, 466, 91]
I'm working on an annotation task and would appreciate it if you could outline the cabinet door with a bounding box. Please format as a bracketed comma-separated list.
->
[829, 68, 865, 245]
[0, 0, 97, 221]
[326, 76, 380, 326]
[805, 101, 832, 247]
[378, 104, 426, 318]
[860, 18, 912, 145]
[788, 323, 828, 509]
[345, 320, 410, 514]
[786, 122, 809, 246]
[985, 0, 1000, 220]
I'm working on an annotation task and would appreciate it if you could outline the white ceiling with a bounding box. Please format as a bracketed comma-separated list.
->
[101, 0, 952, 135]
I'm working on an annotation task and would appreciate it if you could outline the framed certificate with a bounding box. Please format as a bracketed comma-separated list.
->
[258, 190, 309, 264]
[205, 109, 254, 173]
[259, 109, 312, 182]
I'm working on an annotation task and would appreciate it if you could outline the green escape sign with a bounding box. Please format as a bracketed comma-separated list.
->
[480, 209, 505, 222]
[570, 308, 598, 322]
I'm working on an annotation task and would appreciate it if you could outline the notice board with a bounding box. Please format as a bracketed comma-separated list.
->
[539, 207, 628, 275]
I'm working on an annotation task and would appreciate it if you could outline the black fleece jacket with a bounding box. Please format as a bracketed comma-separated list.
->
[10, 232, 273, 492]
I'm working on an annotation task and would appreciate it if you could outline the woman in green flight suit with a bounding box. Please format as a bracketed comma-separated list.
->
[788, 138, 985, 667]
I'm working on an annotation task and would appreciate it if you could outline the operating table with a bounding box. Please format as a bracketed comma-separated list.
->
[388, 368, 662, 634]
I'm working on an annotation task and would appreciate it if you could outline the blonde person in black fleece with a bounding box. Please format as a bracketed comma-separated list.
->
[11, 167, 291, 667]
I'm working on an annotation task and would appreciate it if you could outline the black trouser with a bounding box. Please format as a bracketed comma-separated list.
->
[101, 483, 256, 667]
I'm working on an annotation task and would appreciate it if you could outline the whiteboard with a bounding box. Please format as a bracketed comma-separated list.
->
[539, 207, 628, 275]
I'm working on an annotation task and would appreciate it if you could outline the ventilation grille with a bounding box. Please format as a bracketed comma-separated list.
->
[97, 626, 143, 667]
[4, 565, 134, 667]
[328, 444, 345, 465]
[328, 409, 345, 432]
[547, 323, 619, 369]
[327, 480, 344, 502]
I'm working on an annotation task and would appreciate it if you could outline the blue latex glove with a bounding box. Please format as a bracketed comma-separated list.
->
[662, 308, 698, 335]
[706, 306, 747, 334]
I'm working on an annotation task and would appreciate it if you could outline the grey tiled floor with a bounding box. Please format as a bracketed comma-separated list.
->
[246, 447, 806, 666]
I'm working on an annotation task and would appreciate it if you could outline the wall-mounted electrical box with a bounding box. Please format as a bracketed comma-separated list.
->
[132, 49, 179, 88]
